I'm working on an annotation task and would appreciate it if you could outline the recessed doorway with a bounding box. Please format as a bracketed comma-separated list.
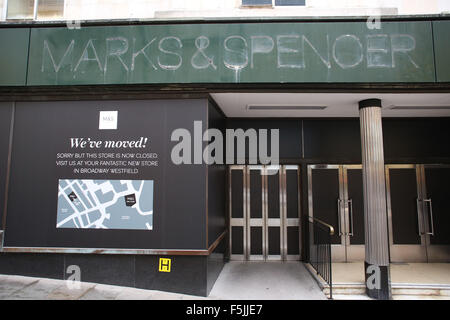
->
[229, 165, 301, 261]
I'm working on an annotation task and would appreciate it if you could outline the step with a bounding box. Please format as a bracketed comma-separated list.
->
[305, 263, 450, 298]
[323, 283, 450, 297]
[392, 295, 450, 300]
[323, 284, 365, 295]
[392, 284, 450, 297]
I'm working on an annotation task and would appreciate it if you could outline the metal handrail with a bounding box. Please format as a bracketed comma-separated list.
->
[309, 217, 335, 236]
[0, 230, 4, 251]
[308, 217, 333, 299]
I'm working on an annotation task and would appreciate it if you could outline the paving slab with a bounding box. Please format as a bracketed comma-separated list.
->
[0, 275, 39, 299]
[114, 287, 158, 300]
[0, 274, 207, 300]
[78, 284, 124, 300]
[208, 261, 326, 300]
[6, 278, 66, 300]
[47, 282, 96, 300]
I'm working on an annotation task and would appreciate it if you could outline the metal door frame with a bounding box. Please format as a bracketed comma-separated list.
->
[265, 165, 282, 261]
[247, 165, 265, 261]
[308, 164, 347, 262]
[229, 165, 247, 261]
[385, 164, 428, 262]
[308, 164, 365, 262]
[342, 165, 365, 262]
[229, 165, 301, 261]
[420, 164, 450, 262]
[283, 165, 302, 261]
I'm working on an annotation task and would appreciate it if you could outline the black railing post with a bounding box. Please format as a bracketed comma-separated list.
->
[328, 232, 333, 300]
[308, 218, 334, 300]
[316, 221, 319, 275]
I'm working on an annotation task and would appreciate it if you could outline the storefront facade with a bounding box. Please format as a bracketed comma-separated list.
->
[0, 16, 449, 299]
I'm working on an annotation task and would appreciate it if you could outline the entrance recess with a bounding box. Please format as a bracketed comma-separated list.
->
[386, 164, 450, 262]
[229, 165, 301, 261]
[308, 165, 365, 262]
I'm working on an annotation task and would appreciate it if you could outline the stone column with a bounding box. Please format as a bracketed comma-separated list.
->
[359, 99, 391, 300]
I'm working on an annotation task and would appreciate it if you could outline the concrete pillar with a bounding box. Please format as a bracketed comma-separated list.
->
[359, 99, 391, 300]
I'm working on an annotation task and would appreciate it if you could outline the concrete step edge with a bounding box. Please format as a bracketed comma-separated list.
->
[304, 263, 450, 297]
[324, 285, 450, 297]
[330, 283, 450, 289]
[391, 283, 450, 290]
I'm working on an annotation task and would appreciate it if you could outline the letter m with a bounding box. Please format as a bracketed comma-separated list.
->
[42, 40, 74, 73]
[226, 128, 258, 165]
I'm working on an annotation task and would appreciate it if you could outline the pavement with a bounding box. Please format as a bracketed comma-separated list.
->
[3, 261, 446, 300]
[0, 274, 206, 300]
[0, 261, 327, 300]
[209, 261, 326, 300]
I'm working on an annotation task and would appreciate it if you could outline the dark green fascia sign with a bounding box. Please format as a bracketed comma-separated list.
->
[0, 28, 30, 86]
[26, 21, 435, 85]
[433, 21, 450, 82]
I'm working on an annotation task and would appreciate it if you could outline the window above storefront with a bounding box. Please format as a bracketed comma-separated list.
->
[1, 0, 449, 22]
[5, 0, 64, 20]
[242, 0, 305, 7]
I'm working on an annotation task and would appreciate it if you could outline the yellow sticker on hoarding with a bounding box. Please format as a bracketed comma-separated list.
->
[159, 258, 171, 272]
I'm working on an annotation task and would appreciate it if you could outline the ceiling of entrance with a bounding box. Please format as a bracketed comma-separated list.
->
[210, 93, 450, 118]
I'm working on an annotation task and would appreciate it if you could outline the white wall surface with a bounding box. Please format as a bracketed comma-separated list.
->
[0, 0, 5, 20]
[1, 0, 449, 21]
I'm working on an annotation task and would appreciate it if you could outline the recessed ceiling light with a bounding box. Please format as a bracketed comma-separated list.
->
[247, 105, 327, 110]
[389, 106, 450, 110]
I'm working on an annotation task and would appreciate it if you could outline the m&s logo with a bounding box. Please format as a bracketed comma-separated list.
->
[99, 111, 118, 130]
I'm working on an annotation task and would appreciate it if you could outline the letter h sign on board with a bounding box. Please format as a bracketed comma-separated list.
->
[159, 258, 171, 272]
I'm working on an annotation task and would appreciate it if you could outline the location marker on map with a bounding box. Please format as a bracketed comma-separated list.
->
[124, 194, 136, 207]
[68, 191, 77, 202]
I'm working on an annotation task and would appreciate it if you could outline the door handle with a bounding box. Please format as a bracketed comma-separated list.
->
[348, 199, 354, 237]
[424, 199, 435, 236]
[416, 198, 424, 235]
[337, 199, 343, 236]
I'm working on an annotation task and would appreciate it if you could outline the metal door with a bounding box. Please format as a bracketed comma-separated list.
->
[229, 165, 246, 261]
[342, 165, 365, 262]
[308, 165, 365, 262]
[266, 165, 282, 261]
[420, 165, 450, 262]
[308, 165, 345, 262]
[229, 165, 301, 261]
[385, 165, 427, 262]
[248, 165, 265, 260]
[283, 165, 301, 261]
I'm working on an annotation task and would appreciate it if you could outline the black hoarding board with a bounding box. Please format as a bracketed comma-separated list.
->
[4, 99, 207, 249]
[207, 101, 226, 247]
[0, 102, 13, 229]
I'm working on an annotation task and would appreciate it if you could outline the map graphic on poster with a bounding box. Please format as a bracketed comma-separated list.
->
[56, 179, 154, 230]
